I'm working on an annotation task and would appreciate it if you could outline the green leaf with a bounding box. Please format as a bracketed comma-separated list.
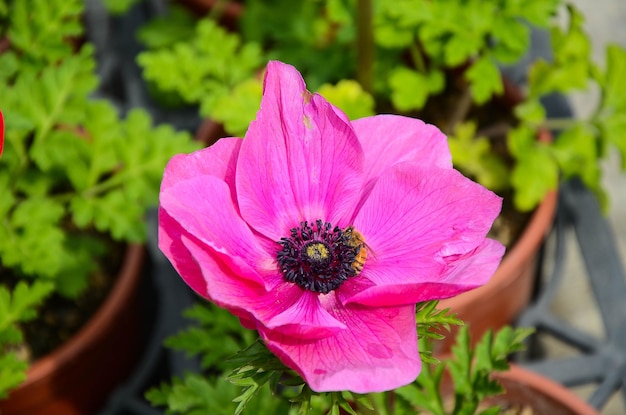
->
[448, 122, 510, 191]
[514, 99, 546, 125]
[0, 353, 28, 399]
[527, 5, 591, 99]
[600, 44, 626, 111]
[1, 197, 67, 278]
[510, 143, 559, 211]
[8, 0, 84, 64]
[416, 300, 463, 342]
[388, 67, 431, 112]
[490, 17, 530, 64]
[503, 0, 560, 27]
[0, 281, 55, 331]
[137, 18, 263, 105]
[147, 374, 238, 415]
[166, 304, 256, 372]
[551, 123, 601, 187]
[316, 80, 375, 120]
[137, 5, 196, 49]
[398, 362, 445, 415]
[205, 78, 263, 136]
[465, 56, 503, 104]
[0, 281, 54, 397]
[101, 0, 141, 15]
[596, 44, 626, 169]
[445, 34, 481, 67]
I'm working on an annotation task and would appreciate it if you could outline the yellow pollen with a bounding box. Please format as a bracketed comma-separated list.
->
[306, 243, 329, 261]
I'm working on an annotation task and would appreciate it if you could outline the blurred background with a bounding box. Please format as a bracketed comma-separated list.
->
[546, 0, 626, 413]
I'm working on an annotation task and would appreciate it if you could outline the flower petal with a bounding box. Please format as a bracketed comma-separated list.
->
[158, 207, 209, 297]
[161, 137, 242, 200]
[180, 234, 346, 340]
[160, 174, 270, 287]
[345, 163, 503, 306]
[265, 291, 347, 339]
[352, 115, 452, 185]
[236, 61, 364, 240]
[347, 238, 505, 307]
[260, 298, 420, 393]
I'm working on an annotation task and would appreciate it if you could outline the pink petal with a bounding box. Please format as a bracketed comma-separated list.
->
[260, 297, 420, 393]
[160, 174, 269, 287]
[236, 61, 364, 241]
[352, 115, 452, 186]
[180, 235, 346, 341]
[265, 291, 347, 339]
[158, 207, 210, 297]
[344, 163, 503, 306]
[161, 138, 242, 204]
[346, 238, 505, 307]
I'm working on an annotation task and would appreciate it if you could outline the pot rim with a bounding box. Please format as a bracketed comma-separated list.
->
[495, 364, 600, 415]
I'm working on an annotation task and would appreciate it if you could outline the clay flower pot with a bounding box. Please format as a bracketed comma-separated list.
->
[0, 245, 146, 415]
[491, 364, 599, 415]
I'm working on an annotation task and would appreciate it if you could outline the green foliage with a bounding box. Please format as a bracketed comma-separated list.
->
[415, 301, 463, 364]
[6, 0, 83, 64]
[102, 0, 142, 15]
[394, 326, 533, 415]
[0, 281, 54, 398]
[596, 44, 626, 170]
[316, 80, 375, 120]
[132, 0, 626, 214]
[146, 372, 293, 415]
[137, 18, 264, 135]
[137, 5, 196, 49]
[449, 122, 509, 192]
[507, 4, 626, 211]
[165, 303, 257, 371]
[0, 0, 201, 396]
[389, 67, 444, 112]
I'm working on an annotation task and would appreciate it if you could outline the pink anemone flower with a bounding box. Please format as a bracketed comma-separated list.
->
[158, 61, 505, 393]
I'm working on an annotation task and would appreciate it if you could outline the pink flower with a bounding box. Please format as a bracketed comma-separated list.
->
[158, 61, 504, 393]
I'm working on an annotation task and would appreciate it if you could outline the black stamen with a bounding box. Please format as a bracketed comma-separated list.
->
[276, 220, 358, 293]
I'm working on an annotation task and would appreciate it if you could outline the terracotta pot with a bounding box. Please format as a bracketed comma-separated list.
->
[491, 364, 599, 415]
[0, 245, 146, 415]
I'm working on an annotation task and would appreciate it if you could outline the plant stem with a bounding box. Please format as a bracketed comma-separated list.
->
[409, 42, 426, 73]
[356, 0, 375, 93]
[445, 86, 473, 134]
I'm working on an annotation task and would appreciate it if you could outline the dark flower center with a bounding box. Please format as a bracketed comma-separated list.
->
[277, 220, 358, 294]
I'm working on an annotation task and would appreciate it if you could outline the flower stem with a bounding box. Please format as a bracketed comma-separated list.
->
[409, 42, 426, 73]
[356, 0, 375, 93]
[445, 86, 473, 134]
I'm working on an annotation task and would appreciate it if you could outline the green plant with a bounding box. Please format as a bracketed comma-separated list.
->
[147, 301, 532, 415]
[0, 0, 200, 398]
[137, 0, 626, 213]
